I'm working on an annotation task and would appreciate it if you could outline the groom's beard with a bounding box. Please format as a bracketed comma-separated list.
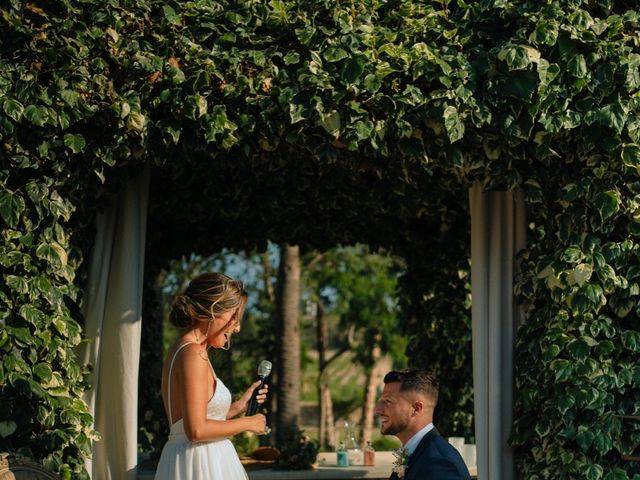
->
[379, 411, 412, 436]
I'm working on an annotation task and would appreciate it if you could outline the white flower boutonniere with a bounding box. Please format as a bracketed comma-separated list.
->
[392, 447, 409, 478]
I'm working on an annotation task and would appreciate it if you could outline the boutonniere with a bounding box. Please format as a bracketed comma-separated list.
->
[392, 447, 409, 478]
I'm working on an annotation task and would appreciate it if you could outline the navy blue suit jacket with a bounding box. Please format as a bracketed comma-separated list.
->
[390, 427, 471, 480]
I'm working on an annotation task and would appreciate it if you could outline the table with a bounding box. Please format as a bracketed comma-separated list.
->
[139, 451, 477, 479]
[247, 452, 477, 479]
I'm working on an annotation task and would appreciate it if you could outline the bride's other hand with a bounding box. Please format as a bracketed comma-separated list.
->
[256, 383, 268, 405]
[246, 413, 267, 434]
[239, 381, 269, 411]
[227, 381, 269, 419]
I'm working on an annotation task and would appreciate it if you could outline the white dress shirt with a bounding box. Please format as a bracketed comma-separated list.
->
[404, 422, 434, 456]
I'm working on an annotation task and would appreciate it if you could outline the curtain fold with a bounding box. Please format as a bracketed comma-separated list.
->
[469, 183, 526, 480]
[77, 168, 150, 480]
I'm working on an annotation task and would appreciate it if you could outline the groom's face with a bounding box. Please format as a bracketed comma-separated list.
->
[374, 382, 413, 436]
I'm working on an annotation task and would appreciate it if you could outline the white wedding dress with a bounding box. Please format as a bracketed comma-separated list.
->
[154, 343, 249, 480]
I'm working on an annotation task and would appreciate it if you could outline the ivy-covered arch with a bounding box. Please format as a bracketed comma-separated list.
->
[1, 0, 639, 479]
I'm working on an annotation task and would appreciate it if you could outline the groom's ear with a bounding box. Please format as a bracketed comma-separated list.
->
[412, 400, 424, 416]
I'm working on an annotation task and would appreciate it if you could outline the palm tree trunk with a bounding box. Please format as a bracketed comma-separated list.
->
[360, 339, 382, 445]
[316, 300, 336, 449]
[260, 250, 277, 443]
[321, 383, 336, 449]
[275, 244, 301, 447]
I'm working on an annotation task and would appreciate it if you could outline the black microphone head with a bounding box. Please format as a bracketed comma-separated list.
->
[257, 360, 272, 378]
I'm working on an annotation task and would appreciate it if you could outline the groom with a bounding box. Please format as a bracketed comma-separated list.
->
[374, 370, 471, 480]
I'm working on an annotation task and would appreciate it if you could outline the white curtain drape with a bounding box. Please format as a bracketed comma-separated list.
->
[77, 168, 150, 480]
[469, 183, 526, 480]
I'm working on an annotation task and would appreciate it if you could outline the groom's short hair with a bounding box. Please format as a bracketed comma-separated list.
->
[384, 370, 439, 404]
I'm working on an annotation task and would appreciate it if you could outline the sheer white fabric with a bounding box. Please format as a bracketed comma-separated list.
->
[78, 168, 149, 479]
[154, 344, 248, 480]
[469, 183, 526, 480]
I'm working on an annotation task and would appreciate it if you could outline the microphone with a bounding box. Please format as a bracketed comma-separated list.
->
[246, 360, 272, 416]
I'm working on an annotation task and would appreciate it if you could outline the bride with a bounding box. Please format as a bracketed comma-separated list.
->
[154, 272, 269, 480]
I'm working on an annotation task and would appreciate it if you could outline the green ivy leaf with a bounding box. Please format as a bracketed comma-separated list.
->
[567, 54, 588, 78]
[317, 111, 341, 137]
[551, 358, 573, 382]
[6, 275, 29, 294]
[503, 70, 537, 101]
[163, 5, 181, 26]
[621, 330, 640, 352]
[542, 343, 561, 362]
[558, 394, 575, 414]
[622, 144, 640, 167]
[283, 51, 300, 65]
[25, 181, 49, 204]
[0, 190, 26, 228]
[584, 463, 604, 480]
[60, 89, 80, 107]
[353, 120, 373, 140]
[48, 191, 73, 221]
[33, 363, 53, 383]
[341, 56, 366, 84]
[26, 377, 48, 398]
[581, 284, 603, 306]
[0, 421, 17, 438]
[364, 74, 382, 93]
[23, 105, 49, 127]
[530, 19, 558, 46]
[595, 340, 615, 356]
[537, 60, 560, 86]
[604, 468, 632, 480]
[560, 451, 574, 464]
[597, 103, 626, 134]
[126, 112, 146, 133]
[576, 428, 595, 450]
[8, 326, 31, 344]
[562, 246, 583, 263]
[52, 317, 68, 337]
[58, 110, 70, 130]
[19, 305, 44, 324]
[497, 45, 531, 70]
[36, 242, 68, 268]
[443, 106, 465, 143]
[323, 46, 349, 62]
[567, 263, 593, 286]
[2, 98, 24, 122]
[593, 191, 619, 220]
[289, 102, 307, 124]
[567, 338, 591, 359]
[63, 134, 86, 154]
[610, 295, 634, 318]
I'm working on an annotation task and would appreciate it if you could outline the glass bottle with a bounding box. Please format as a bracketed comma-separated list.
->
[364, 441, 375, 466]
[344, 421, 364, 466]
[336, 441, 349, 467]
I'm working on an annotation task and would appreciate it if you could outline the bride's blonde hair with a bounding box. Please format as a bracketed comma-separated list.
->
[170, 273, 247, 338]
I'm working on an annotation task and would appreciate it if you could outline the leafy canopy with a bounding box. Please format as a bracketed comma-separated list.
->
[2, 0, 640, 477]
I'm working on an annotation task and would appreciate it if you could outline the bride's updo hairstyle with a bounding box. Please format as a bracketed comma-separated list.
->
[170, 272, 247, 330]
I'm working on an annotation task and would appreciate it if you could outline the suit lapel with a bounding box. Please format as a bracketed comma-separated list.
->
[406, 426, 441, 471]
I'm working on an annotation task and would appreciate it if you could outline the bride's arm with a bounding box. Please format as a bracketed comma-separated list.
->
[179, 345, 266, 442]
[227, 382, 269, 419]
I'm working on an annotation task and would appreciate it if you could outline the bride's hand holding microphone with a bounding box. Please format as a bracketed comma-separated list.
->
[245, 413, 269, 435]
[243, 360, 272, 435]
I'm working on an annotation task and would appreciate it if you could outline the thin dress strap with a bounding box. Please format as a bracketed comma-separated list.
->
[167, 342, 194, 425]
[166, 342, 217, 425]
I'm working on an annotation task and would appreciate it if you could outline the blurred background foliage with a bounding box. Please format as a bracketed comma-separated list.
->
[2, 0, 639, 477]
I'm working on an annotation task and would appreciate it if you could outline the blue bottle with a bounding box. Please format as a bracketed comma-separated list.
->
[337, 442, 349, 467]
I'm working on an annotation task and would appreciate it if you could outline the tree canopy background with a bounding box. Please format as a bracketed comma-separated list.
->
[1, 0, 639, 478]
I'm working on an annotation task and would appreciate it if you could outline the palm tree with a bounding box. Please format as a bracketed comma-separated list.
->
[275, 244, 301, 446]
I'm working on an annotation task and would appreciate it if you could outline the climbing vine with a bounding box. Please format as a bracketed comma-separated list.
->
[1, 0, 639, 477]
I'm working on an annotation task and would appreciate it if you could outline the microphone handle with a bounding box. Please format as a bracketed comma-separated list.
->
[246, 378, 265, 416]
